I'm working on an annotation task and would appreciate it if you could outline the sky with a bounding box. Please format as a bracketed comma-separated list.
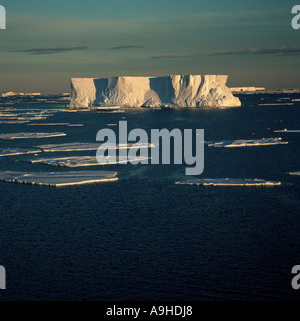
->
[0, 0, 299, 93]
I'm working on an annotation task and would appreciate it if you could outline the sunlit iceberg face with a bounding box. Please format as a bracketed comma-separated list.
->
[68, 75, 242, 108]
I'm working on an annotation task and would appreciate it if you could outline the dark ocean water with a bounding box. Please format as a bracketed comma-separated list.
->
[0, 93, 300, 301]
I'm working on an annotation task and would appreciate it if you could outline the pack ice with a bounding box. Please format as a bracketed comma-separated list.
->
[22, 155, 151, 167]
[0, 171, 118, 187]
[68, 75, 241, 108]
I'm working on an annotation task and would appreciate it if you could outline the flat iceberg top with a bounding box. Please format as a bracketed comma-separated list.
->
[175, 178, 282, 186]
[69, 75, 241, 108]
[205, 138, 288, 147]
[23, 155, 151, 167]
[0, 148, 42, 157]
[0, 132, 66, 140]
[0, 171, 118, 187]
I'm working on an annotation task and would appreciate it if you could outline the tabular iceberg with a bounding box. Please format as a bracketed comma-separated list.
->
[68, 75, 241, 108]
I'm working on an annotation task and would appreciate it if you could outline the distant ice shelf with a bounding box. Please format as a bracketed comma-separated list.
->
[68, 75, 241, 108]
[0, 171, 118, 187]
[0, 132, 66, 140]
[205, 138, 288, 147]
[175, 178, 282, 186]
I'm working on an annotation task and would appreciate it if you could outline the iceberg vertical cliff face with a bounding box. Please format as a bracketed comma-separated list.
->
[69, 75, 241, 108]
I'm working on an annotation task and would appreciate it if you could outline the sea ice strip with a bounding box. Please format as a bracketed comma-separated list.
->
[28, 123, 70, 126]
[205, 138, 288, 147]
[36, 142, 154, 152]
[23, 155, 151, 167]
[274, 129, 300, 133]
[0, 121, 30, 124]
[0, 148, 42, 157]
[0, 171, 118, 187]
[0, 132, 66, 140]
[175, 178, 281, 186]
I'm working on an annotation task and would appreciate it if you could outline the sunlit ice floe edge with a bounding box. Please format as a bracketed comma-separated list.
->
[36, 142, 154, 152]
[288, 172, 300, 176]
[28, 123, 84, 127]
[0, 132, 67, 140]
[27, 123, 70, 126]
[0, 148, 42, 157]
[21, 156, 151, 167]
[0, 120, 30, 124]
[0, 171, 118, 187]
[0, 143, 155, 157]
[205, 138, 288, 147]
[274, 129, 300, 133]
[175, 178, 282, 186]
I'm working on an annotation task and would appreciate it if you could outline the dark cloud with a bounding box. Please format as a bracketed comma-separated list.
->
[151, 54, 192, 59]
[107, 45, 147, 50]
[12, 46, 89, 55]
[201, 47, 300, 56]
[151, 47, 300, 60]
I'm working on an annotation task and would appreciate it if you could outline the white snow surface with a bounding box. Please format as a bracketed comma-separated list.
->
[0, 132, 66, 140]
[68, 75, 241, 108]
[175, 178, 281, 186]
[0, 171, 118, 186]
[205, 138, 288, 147]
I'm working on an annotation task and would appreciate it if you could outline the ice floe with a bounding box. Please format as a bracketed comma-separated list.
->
[205, 138, 288, 147]
[0, 171, 118, 187]
[36, 142, 154, 152]
[0, 148, 42, 157]
[28, 123, 70, 126]
[0, 120, 30, 124]
[175, 178, 282, 186]
[22, 155, 151, 167]
[0, 132, 66, 140]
